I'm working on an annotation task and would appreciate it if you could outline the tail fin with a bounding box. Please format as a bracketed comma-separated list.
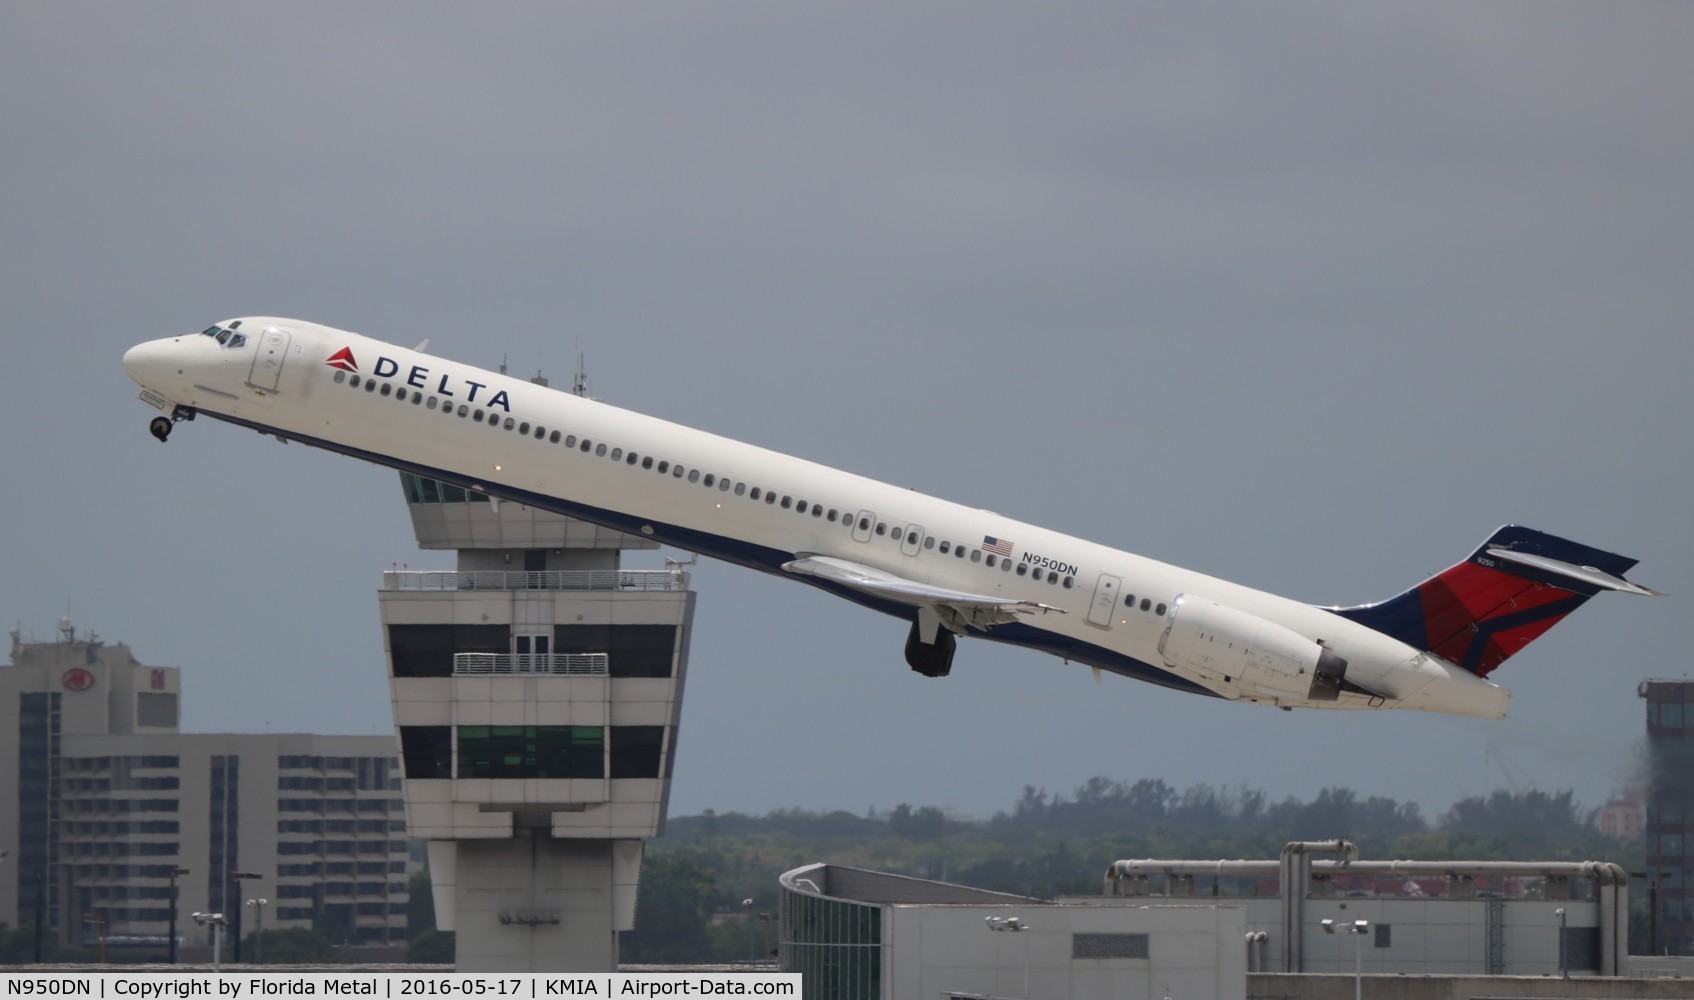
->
[1332, 525, 1659, 678]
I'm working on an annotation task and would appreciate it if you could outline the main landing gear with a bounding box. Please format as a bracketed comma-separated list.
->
[148, 406, 196, 443]
[904, 619, 957, 678]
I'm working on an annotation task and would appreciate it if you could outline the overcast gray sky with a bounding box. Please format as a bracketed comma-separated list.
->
[2, 3, 1688, 825]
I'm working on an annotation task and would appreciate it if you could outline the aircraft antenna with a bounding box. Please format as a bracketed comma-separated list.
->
[499, 354, 508, 376]
[572, 353, 590, 398]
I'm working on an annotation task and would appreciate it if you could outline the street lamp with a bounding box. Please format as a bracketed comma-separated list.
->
[986, 915, 1032, 999]
[81, 912, 108, 964]
[192, 913, 227, 974]
[230, 872, 261, 963]
[1555, 907, 1568, 980]
[167, 867, 190, 965]
[1321, 918, 1370, 1000]
[245, 898, 269, 965]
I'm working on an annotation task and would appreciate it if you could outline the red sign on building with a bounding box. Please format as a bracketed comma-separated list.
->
[62, 667, 95, 692]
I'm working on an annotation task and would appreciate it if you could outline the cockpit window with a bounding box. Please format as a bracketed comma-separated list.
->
[203, 325, 247, 349]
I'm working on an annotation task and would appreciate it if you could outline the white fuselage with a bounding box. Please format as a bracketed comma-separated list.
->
[123, 318, 1510, 718]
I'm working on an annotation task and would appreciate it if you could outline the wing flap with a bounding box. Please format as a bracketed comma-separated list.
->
[782, 555, 1064, 631]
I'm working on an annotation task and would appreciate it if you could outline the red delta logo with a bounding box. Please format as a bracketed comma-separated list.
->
[62, 667, 95, 692]
[326, 347, 358, 373]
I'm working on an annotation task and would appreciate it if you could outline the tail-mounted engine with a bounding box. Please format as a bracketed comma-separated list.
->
[1157, 594, 1348, 703]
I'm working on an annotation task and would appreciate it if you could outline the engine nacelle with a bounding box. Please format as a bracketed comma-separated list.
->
[1157, 593, 1348, 703]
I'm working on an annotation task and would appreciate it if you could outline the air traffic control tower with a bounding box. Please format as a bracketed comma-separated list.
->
[379, 470, 695, 972]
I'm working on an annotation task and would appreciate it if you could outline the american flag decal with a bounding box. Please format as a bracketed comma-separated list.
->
[982, 536, 1014, 557]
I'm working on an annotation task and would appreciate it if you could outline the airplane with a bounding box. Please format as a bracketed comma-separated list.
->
[122, 318, 1659, 719]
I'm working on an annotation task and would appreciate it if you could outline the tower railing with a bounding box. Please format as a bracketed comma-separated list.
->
[452, 653, 610, 676]
[383, 570, 685, 592]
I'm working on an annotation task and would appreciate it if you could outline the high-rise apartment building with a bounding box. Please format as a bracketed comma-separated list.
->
[2, 621, 411, 952]
[1641, 679, 1694, 956]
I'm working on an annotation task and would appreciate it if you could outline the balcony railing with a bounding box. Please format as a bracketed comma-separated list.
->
[451, 653, 609, 676]
[383, 569, 685, 592]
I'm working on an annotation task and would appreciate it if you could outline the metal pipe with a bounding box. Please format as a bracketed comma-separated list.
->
[1280, 840, 1356, 973]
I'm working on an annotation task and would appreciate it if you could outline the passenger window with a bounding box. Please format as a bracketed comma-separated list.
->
[924, 537, 935, 549]
[519, 422, 530, 434]
[955, 547, 966, 559]
[1156, 603, 1167, 616]
[596, 444, 607, 456]
[1016, 563, 1028, 576]
[473, 410, 484, 423]
[627, 452, 639, 465]
[970, 550, 981, 563]
[534, 426, 544, 438]
[426, 396, 438, 410]
[750, 488, 762, 500]
[412, 392, 422, 405]
[1047, 571, 1058, 584]
[875, 523, 887, 536]
[890, 527, 902, 541]
[673, 466, 686, 478]
[550, 431, 561, 444]
[812, 506, 824, 518]
[381, 383, 393, 397]
[365, 380, 377, 393]
[350, 375, 361, 388]
[719, 478, 731, 491]
[688, 470, 699, 483]
[1062, 576, 1073, 589]
[457, 405, 468, 417]
[766, 493, 777, 505]
[1124, 594, 1136, 607]
[610, 448, 622, 460]
[858, 517, 870, 531]
[642, 457, 653, 469]
[1001, 560, 1012, 572]
[334, 371, 347, 384]
[939, 541, 951, 554]
[505, 418, 516, 430]
[1140, 599, 1151, 612]
[657, 460, 668, 473]
[985, 555, 996, 567]
[734, 483, 745, 496]
[781, 496, 793, 509]
[828, 509, 839, 522]
[703, 474, 715, 487]
[796, 500, 808, 514]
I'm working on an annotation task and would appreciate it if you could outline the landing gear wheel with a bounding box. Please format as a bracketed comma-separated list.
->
[904, 620, 957, 677]
[149, 416, 173, 442]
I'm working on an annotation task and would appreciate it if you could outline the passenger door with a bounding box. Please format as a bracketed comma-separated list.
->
[247, 327, 292, 391]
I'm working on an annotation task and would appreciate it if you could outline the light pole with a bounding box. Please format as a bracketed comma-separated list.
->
[986, 915, 1031, 999]
[167, 867, 190, 964]
[230, 872, 261, 962]
[1321, 918, 1370, 1000]
[1555, 907, 1568, 979]
[81, 912, 108, 964]
[192, 913, 227, 974]
[245, 898, 269, 965]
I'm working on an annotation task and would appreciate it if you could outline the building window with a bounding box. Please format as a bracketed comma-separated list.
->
[1071, 932, 1150, 959]
[400, 726, 451, 780]
[457, 725, 604, 779]
[610, 726, 666, 779]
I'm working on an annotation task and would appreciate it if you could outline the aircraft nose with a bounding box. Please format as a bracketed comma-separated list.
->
[122, 342, 153, 385]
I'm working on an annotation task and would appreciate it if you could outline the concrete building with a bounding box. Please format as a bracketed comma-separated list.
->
[779, 862, 1246, 1000]
[379, 471, 694, 972]
[2, 621, 410, 953]
[1104, 842, 1629, 976]
[1640, 679, 1694, 956]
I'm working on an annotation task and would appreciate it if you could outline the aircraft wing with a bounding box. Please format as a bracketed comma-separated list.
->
[781, 555, 1065, 631]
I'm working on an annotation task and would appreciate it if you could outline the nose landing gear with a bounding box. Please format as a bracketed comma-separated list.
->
[148, 406, 196, 443]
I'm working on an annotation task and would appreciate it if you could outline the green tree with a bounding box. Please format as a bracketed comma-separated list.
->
[408, 929, 456, 964]
[620, 852, 717, 963]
